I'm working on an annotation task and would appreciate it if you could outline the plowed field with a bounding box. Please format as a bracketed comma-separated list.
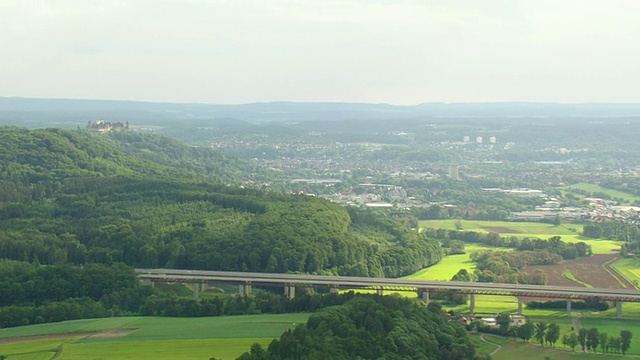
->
[522, 254, 633, 289]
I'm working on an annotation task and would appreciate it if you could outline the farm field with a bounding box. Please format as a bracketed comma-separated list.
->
[403, 244, 497, 281]
[612, 257, 640, 289]
[579, 317, 640, 355]
[560, 182, 640, 203]
[522, 254, 634, 290]
[0, 314, 310, 360]
[493, 341, 626, 360]
[420, 219, 622, 254]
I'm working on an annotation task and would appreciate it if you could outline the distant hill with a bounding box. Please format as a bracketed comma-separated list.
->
[0, 127, 259, 188]
[2, 97, 640, 128]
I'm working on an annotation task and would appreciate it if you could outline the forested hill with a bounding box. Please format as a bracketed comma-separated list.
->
[0, 127, 260, 196]
[0, 127, 441, 277]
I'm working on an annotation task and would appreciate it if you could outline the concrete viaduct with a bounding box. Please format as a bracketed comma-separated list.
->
[136, 268, 640, 318]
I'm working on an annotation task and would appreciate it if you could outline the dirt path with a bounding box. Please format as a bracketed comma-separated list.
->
[479, 334, 503, 356]
[0, 333, 91, 345]
[572, 315, 581, 333]
[0, 330, 133, 345]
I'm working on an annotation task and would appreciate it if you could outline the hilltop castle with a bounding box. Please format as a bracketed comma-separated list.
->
[86, 120, 130, 133]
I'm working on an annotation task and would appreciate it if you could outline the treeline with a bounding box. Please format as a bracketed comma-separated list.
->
[0, 259, 375, 328]
[140, 290, 362, 318]
[527, 299, 609, 311]
[583, 220, 640, 242]
[426, 228, 592, 260]
[0, 260, 152, 328]
[583, 220, 640, 256]
[471, 250, 561, 284]
[0, 298, 113, 328]
[473, 316, 633, 355]
[235, 296, 477, 360]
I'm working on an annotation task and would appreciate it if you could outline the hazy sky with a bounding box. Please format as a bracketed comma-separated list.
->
[1, 1, 639, 104]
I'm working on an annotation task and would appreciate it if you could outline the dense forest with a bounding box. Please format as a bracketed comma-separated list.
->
[0, 127, 441, 278]
[0, 126, 448, 329]
[235, 295, 477, 360]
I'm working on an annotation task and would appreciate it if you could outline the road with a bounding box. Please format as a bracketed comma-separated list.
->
[136, 268, 640, 302]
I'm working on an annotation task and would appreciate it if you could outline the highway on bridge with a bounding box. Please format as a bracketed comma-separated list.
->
[136, 268, 640, 303]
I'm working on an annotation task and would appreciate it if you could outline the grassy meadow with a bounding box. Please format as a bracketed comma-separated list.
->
[420, 219, 622, 254]
[403, 243, 497, 281]
[579, 317, 640, 355]
[561, 182, 640, 203]
[0, 314, 310, 360]
[611, 257, 640, 288]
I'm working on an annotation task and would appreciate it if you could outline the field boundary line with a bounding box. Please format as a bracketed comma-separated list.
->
[602, 256, 629, 289]
[562, 270, 592, 288]
[50, 345, 63, 360]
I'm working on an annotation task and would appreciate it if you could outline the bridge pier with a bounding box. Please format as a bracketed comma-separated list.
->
[329, 286, 339, 294]
[617, 301, 623, 319]
[517, 296, 523, 315]
[420, 289, 430, 304]
[566, 300, 572, 317]
[141, 278, 154, 287]
[470, 293, 476, 314]
[193, 283, 200, 299]
[284, 286, 296, 299]
[376, 288, 384, 296]
[239, 284, 252, 296]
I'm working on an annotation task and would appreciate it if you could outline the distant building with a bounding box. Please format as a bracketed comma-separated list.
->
[86, 120, 130, 133]
[476, 136, 483, 144]
[463, 136, 470, 142]
[365, 202, 394, 208]
[489, 136, 497, 144]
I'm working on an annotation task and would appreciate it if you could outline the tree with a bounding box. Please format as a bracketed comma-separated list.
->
[562, 332, 578, 351]
[578, 328, 587, 351]
[546, 323, 560, 347]
[534, 322, 547, 345]
[496, 313, 511, 336]
[517, 322, 534, 343]
[609, 336, 621, 354]
[620, 330, 632, 355]
[508, 327, 518, 341]
[599, 332, 608, 354]
[586, 328, 599, 353]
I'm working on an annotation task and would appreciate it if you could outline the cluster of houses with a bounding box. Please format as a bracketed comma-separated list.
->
[452, 314, 526, 328]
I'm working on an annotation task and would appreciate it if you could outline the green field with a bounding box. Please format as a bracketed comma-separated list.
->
[0, 314, 310, 360]
[612, 257, 640, 289]
[1, 311, 637, 360]
[561, 182, 640, 203]
[403, 244, 497, 281]
[493, 341, 622, 360]
[579, 317, 640, 355]
[420, 219, 622, 254]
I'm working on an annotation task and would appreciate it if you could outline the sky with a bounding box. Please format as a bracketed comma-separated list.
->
[1, 0, 639, 105]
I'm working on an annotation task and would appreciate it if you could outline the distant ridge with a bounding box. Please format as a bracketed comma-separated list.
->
[1, 97, 640, 127]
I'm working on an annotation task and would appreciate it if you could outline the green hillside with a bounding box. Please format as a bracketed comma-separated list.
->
[0, 126, 440, 277]
[0, 127, 257, 195]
